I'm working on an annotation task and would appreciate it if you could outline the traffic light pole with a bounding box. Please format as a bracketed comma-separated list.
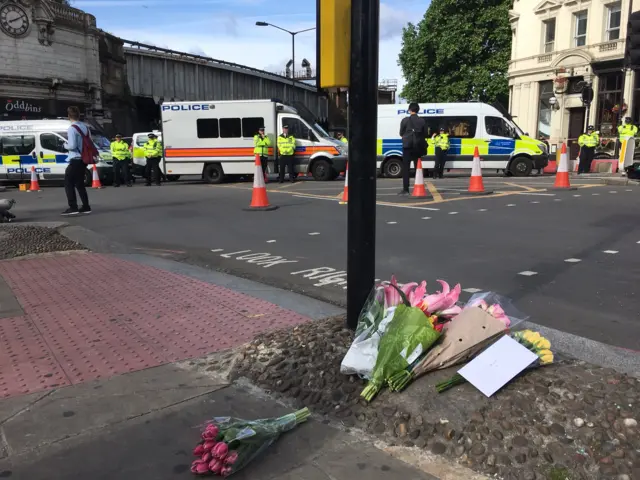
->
[346, 0, 380, 330]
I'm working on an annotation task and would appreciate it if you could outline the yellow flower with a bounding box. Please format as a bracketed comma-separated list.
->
[522, 331, 541, 344]
[537, 349, 552, 357]
[534, 338, 551, 350]
[540, 353, 554, 364]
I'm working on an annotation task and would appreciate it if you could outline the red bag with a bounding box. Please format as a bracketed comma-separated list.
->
[71, 124, 99, 165]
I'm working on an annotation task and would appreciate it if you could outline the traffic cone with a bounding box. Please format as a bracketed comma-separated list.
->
[411, 159, 428, 198]
[28, 166, 41, 192]
[244, 155, 278, 211]
[339, 162, 349, 205]
[91, 165, 103, 189]
[468, 146, 493, 195]
[552, 143, 576, 190]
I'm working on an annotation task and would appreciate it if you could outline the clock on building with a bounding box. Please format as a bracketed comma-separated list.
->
[0, 3, 30, 38]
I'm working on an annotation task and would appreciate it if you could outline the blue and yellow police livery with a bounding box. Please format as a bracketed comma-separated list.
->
[0, 120, 113, 184]
[377, 103, 549, 177]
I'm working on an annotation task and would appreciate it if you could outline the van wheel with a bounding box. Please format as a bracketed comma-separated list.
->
[509, 156, 533, 177]
[311, 159, 332, 181]
[203, 164, 224, 184]
[383, 158, 403, 178]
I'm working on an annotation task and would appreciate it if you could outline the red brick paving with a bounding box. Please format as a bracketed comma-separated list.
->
[0, 253, 311, 399]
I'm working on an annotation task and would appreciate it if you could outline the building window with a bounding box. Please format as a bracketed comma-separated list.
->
[606, 2, 622, 41]
[596, 71, 623, 136]
[574, 11, 588, 47]
[537, 81, 554, 139]
[543, 18, 556, 53]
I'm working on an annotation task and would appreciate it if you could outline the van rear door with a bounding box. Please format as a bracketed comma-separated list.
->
[38, 132, 68, 180]
[0, 133, 36, 183]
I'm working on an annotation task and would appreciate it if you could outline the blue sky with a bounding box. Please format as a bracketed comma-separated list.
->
[73, 0, 431, 91]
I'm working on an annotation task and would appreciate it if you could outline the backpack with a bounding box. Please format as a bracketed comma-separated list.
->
[403, 116, 426, 152]
[71, 124, 99, 165]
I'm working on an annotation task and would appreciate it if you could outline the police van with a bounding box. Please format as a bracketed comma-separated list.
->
[0, 119, 113, 184]
[160, 99, 347, 183]
[377, 103, 549, 177]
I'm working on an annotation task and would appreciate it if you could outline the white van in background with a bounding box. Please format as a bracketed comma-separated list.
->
[0, 119, 113, 184]
[160, 99, 347, 183]
[377, 103, 549, 177]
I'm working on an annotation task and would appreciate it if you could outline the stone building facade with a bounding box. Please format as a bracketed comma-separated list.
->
[509, 0, 640, 158]
[0, 0, 102, 121]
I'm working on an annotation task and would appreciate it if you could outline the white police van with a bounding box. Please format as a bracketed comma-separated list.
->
[377, 103, 549, 177]
[0, 119, 113, 185]
[161, 99, 347, 183]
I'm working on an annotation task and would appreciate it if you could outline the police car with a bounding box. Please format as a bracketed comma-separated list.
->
[377, 103, 549, 177]
[0, 119, 113, 185]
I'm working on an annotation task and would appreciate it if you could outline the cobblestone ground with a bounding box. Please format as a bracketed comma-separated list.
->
[223, 317, 640, 480]
[0, 226, 83, 260]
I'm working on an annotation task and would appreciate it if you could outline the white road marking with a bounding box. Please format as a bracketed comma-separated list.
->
[267, 240, 276, 243]
[531, 201, 540, 204]
[554, 199, 562, 202]
[506, 204, 516, 207]
[516, 192, 556, 196]
[308, 232, 320, 236]
[609, 191, 618, 194]
[422, 216, 431, 220]
[626, 189, 633, 192]
[565, 258, 582, 263]
[292, 195, 341, 202]
[573, 194, 581, 197]
[518, 271, 538, 276]
[387, 221, 398, 224]
[448, 212, 459, 215]
[478, 208, 488, 212]
[603, 250, 619, 254]
[423, 207, 441, 211]
[210, 249, 224, 252]
[592, 193, 600, 196]
[463, 288, 483, 293]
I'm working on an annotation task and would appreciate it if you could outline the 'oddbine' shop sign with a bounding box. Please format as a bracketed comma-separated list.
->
[3, 98, 43, 115]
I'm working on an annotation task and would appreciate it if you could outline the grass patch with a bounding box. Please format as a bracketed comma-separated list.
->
[547, 466, 573, 480]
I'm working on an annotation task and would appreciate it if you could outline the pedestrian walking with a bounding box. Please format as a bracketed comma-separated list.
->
[111, 134, 132, 187]
[61, 106, 93, 216]
[398, 103, 426, 195]
[432, 127, 450, 179]
[277, 125, 296, 183]
[577, 126, 598, 174]
[253, 126, 271, 176]
[143, 133, 163, 186]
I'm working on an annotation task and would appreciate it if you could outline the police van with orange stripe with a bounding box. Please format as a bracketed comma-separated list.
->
[0, 119, 113, 185]
[377, 103, 548, 177]
[160, 100, 347, 183]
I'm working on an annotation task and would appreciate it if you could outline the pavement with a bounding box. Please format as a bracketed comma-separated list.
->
[4, 173, 640, 352]
[0, 246, 441, 479]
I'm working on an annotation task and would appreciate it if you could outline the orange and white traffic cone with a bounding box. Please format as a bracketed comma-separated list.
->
[28, 166, 41, 192]
[411, 159, 428, 198]
[468, 146, 492, 195]
[91, 165, 103, 189]
[552, 143, 576, 190]
[339, 162, 349, 205]
[244, 155, 278, 211]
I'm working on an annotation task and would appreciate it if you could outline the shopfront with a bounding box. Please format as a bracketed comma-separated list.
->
[0, 97, 88, 121]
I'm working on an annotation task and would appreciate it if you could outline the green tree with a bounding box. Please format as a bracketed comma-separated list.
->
[399, 0, 512, 105]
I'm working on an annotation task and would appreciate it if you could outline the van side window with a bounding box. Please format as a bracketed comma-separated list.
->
[485, 116, 515, 138]
[1, 135, 35, 155]
[219, 118, 242, 138]
[242, 117, 265, 137]
[197, 119, 219, 139]
[422, 116, 477, 139]
[282, 118, 318, 142]
[136, 135, 150, 146]
[40, 133, 67, 153]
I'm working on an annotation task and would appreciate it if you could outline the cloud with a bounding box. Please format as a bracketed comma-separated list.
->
[379, 3, 414, 40]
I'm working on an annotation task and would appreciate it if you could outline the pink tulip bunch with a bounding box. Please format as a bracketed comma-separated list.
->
[191, 424, 239, 477]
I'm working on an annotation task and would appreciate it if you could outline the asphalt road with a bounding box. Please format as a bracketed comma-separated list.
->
[5, 174, 640, 351]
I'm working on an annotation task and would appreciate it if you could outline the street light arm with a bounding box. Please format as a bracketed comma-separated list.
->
[263, 22, 294, 35]
[293, 27, 317, 35]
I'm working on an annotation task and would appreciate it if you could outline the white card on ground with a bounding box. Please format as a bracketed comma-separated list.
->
[458, 336, 538, 397]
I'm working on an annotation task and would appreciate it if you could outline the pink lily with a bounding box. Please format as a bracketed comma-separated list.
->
[422, 281, 461, 314]
[487, 304, 511, 327]
[384, 276, 419, 309]
[439, 305, 462, 318]
[407, 281, 427, 307]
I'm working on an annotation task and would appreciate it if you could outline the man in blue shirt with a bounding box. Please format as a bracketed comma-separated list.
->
[61, 106, 91, 216]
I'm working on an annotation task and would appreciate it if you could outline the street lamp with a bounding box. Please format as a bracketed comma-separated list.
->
[255, 21, 316, 98]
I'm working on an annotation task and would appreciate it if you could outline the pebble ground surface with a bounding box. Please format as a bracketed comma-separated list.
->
[0, 226, 83, 260]
[228, 316, 640, 480]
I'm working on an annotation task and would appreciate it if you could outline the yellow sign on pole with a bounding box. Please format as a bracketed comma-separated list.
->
[318, 0, 351, 88]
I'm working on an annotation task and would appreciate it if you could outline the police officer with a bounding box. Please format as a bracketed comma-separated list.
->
[432, 127, 450, 179]
[254, 126, 271, 176]
[577, 125, 599, 174]
[277, 125, 296, 183]
[143, 133, 163, 186]
[618, 117, 638, 143]
[337, 132, 348, 144]
[110, 134, 132, 187]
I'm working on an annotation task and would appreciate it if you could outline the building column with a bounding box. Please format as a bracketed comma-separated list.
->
[589, 75, 599, 127]
[528, 82, 539, 136]
[625, 69, 635, 116]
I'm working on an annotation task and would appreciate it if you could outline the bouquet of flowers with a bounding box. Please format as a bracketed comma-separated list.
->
[190, 408, 310, 476]
[435, 330, 553, 393]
